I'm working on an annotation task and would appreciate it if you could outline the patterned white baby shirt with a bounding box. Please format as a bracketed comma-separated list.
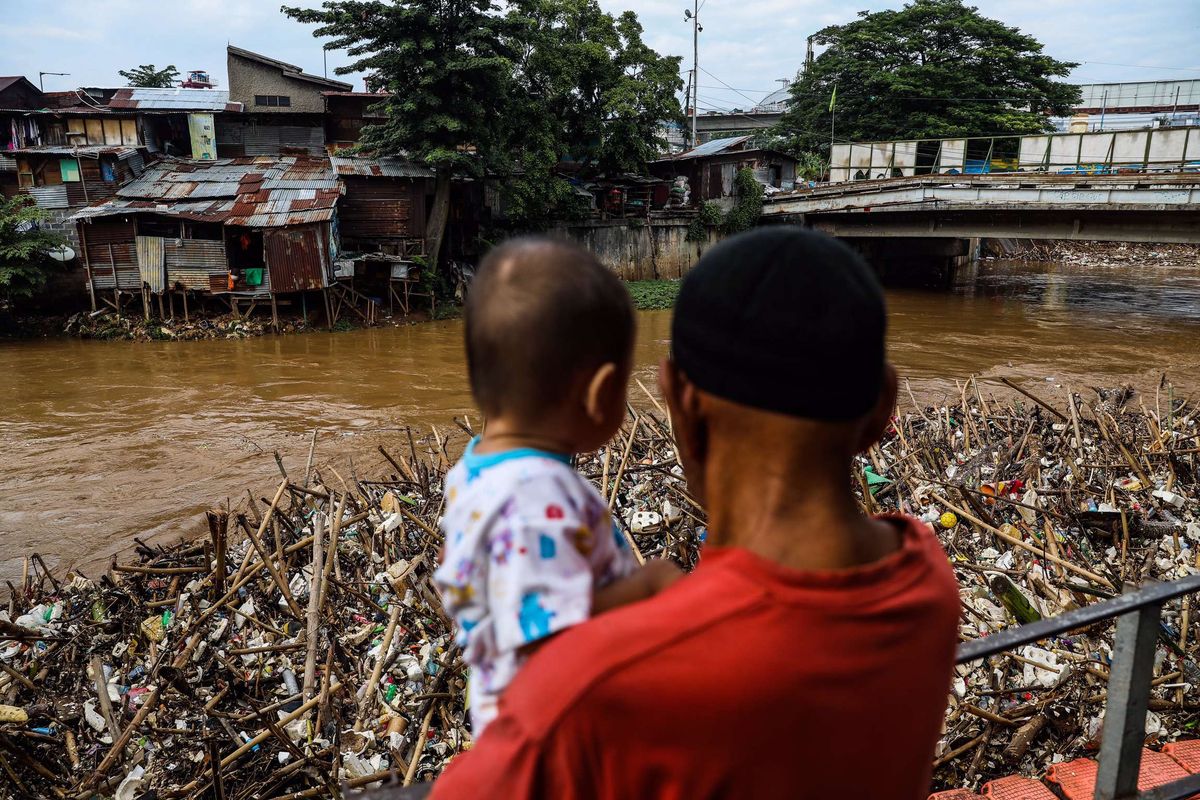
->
[433, 437, 636, 735]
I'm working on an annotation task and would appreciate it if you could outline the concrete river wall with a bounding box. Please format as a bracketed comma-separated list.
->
[547, 217, 721, 280]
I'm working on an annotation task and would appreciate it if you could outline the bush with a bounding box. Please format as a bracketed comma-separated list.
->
[626, 280, 680, 310]
[721, 168, 763, 234]
[685, 201, 722, 242]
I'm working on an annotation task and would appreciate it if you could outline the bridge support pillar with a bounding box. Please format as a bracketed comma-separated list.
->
[842, 236, 980, 288]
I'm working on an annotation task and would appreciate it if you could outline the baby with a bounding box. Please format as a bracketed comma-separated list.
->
[433, 236, 680, 736]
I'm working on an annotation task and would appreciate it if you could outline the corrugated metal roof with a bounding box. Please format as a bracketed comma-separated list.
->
[27, 185, 69, 209]
[109, 87, 243, 112]
[331, 155, 435, 178]
[74, 154, 339, 228]
[9, 145, 142, 157]
[670, 135, 755, 159]
[72, 198, 237, 221]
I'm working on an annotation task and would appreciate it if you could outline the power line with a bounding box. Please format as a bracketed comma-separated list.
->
[696, 84, 778, 93]
[1079, 61, 1200, 73]
[698, 67, 763, 110]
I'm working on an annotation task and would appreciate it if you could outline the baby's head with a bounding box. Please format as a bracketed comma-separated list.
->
[465, 236, 635, 452]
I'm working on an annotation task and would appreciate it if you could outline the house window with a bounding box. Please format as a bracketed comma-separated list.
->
[254, 95, 292, 107]
[60, 158, 80, 182]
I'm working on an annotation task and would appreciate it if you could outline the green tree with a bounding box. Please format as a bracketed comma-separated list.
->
[118, 64, 180, 88]
[500, 0, 684, 225]
[773, 0, 1080, 155]
[0, 196, 65, 308]
[283, 0, 512, 271]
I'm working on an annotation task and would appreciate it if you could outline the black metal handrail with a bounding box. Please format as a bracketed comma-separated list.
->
[957, 573, 1200, 664]
[958, 573, 1200, 800]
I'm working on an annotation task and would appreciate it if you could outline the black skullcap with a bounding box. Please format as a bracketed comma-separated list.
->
[671, 226, 886, 421]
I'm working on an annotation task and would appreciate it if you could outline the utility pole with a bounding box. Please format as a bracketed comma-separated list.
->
[685, 1, 701, 148]
[805, 35, 815, 74]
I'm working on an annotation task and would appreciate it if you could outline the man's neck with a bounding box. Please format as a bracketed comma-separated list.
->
[702, 453, 901, 572]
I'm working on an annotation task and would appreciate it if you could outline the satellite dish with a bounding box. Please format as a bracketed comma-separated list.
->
[47, 244, 76, 263]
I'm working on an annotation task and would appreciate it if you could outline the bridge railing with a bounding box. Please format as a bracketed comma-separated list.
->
[828, 127, 1200, 184]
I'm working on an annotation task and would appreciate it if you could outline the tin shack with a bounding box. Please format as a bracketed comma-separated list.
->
[649, 135, 797, 203]
[71, 155, 340, 321]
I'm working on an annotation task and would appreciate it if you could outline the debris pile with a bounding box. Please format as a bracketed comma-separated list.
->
[863, 378, 1199, 791]
[63, 310, 309, 341]
[0, 408, 701, 797]
[990, 240, 1200, 269]
[2, 376, 1197, 795]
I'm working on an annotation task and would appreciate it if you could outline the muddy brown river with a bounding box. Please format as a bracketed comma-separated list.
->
[3, 257, 1200, 585]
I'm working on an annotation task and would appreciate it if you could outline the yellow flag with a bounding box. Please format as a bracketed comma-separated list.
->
[828, 85, 837, 112]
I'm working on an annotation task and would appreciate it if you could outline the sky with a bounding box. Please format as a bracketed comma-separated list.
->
[1, 0, 1198, 111]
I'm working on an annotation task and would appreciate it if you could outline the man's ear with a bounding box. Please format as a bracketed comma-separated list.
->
[584, 362, 619, 424]
[856, 364, 899, 453]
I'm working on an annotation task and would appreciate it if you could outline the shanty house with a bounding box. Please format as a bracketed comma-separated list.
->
[331, 155, 432, 254]
[0, 76, 42, 112]
[329, 154, 435, 314]
[323, 92, 389, 150]
[71, 155, 340, 314]
[649, 135, 797, 203]
[220, 46, 352, 157]
[107, 87, 244, 159]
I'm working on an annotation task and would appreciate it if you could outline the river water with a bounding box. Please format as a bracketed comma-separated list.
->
[3, 256, 1200, 584]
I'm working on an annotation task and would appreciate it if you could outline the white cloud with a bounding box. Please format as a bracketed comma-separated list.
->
[0, 0, 1196, 103]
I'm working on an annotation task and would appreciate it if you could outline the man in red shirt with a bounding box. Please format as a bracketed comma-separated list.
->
[431, 227, 960, 799]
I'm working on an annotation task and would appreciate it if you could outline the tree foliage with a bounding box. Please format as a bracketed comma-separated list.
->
[500, 0, 684, 226]
[118, 64, 180, 88]
[284, 1, 510, 175]
[0, 196, 65, 307]
[721, 168, 763, 234]
[284, 0, 683, 238]
[773, 0, 1080, 155]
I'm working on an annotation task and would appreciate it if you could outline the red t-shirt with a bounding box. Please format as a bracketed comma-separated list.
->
[431, 514, 959, 799]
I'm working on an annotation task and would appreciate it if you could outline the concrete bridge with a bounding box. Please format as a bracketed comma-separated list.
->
[762, 172, 1200, 243]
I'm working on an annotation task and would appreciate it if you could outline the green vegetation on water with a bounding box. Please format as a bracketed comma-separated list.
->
[627, 280, 680, 310]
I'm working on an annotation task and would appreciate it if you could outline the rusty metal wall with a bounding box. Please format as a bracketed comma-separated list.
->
[135, 236, 165, 293]
[264, 225, 328, 292]
[164, 239, 228, 291]
[84, 221, 139, 289]
[339, 177, 424, 240]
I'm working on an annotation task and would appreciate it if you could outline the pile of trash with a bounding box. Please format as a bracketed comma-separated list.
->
[63, 311, 313, 341]
[865, 378, 1199, 791]
[2, 378, 1196, 795]
[992, 240, 1200, 269]
[0, 413, 701, 797]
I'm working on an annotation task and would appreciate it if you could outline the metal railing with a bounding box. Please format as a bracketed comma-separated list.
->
[959, 573, 1200, 800]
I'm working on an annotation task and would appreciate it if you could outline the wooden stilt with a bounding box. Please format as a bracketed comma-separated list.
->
[79, 223, 96, 312]
[168, 291, 175, 320]
[157, 293, 165, 319]
[142, 287, 150, 321]
[270, 294, 279, 332]
[182, 291, 189, 323]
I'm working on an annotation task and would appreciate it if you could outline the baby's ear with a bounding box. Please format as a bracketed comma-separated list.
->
[584, 362, 620, 424]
